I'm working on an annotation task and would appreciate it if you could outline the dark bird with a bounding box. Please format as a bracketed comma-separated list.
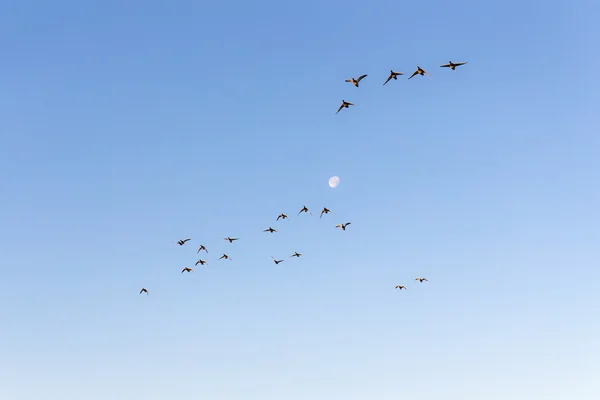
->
[276, 213, 288, 221]
[181, 267, 194, 273]
[298, 205, 312, 216]
[383, 70, 404, 85]
[195, 259, 208, 266]
[197, 244, 208, 254]
[415, 277, 428, 283]
[408, 66, 430, 79]
[290, 252, 302, 258]
[177, 238, 191, 246]
[395, 285, 407, 290]
[272, 256, 284, 265]
[336, 100, 355, 114]
[263, 227, 277, 233]
[219, 254, 232, 260]
[320, 207, 331, 219]
[139, 288, 148, 295]
[440, 61, 467, 70]
[224, 237, 239, 243]
[335, 222, 351, 231]
[345, 74, 368, 87]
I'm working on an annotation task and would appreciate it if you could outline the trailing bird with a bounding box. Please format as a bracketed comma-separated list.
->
[181, 267, 194, 273]
[336, 100, 355, 114]
[415, 277, 428, 283]
[219, 254, 232, 260]
[320, 207, 331, 218]
[224, 237, 239, 243]
[408, 66, 430, 79]
[139, 288, 148, 295]
[272, 256, 284, 265]
[195, 259, 208, 266]
[290, 252, 302, 258]
[298, 205, 312, 216]
[345, 74, 368, 87]
[395, 285, 407, 290]
[276, 213, 288, 221]
[440, 61, 467, 70]
[263, 227, 277, 233]
[197, 244, 208, 254]
[177, 238, 191, 246]
[383, 70, 404, 85]
[335, 222, 351, 231]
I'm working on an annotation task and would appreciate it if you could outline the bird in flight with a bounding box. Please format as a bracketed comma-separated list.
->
[395, 285, 407, 290]
[383, 70, 403, 85]
[177, 238, 191, 246]
[335, 222, 351, 231]
[298, 205, 312, 216]
[415, 277, 428, 283]
[408, 66, 430, 79]
[440, 61, 467, 70]
[272, 256, 284, 265]
[195, 259, 208, 266]
[181, 267, 194, 273]
[224, 237, 239, 243]
[345, 74, 368, 87]
[320, 207, 331, 219]
[197, 244, 208, 254]
[276, 213, 288, 221]
[139, 288, 148, 295]
[263, 227, 277, 233]
[336, 100, 355, 114]
[290, 252, 302, 258]
[219, 254, 232, 260]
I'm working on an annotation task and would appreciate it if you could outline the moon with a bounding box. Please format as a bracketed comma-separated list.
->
[328, 176, 340, 188]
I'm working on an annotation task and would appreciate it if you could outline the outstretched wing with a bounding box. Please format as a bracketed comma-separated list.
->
[408, 70, 419, 79]
[357, 74, 367, 82]
[336, 103, 344, 114]
[383, 74, 393, 85]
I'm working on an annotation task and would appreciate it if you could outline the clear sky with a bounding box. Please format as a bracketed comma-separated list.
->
[1, 1, 599, 399]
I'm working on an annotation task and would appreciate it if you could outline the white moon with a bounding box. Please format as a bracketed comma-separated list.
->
[328, 176, 340, 188]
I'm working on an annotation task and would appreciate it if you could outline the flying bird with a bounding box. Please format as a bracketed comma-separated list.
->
[181, 267, 194, 273]
[320, 207, 331, 218]
[263, 227, 277, 233]
[408, 66, 430, 79]
[177, 238, 191, 246]
[195, 259, 207, 266]
[139, 288, 148, 295]
[440, 61, 467, 70]
[290, 252, 302, 258]
[219, 254, 232, 260]
[345, 74, 368, 87]
[298, 205, 312, 216]
[335, 222, 351, 231]
[276, 213, 288, 221]
[272, 256, 284, 265]
[395, 285, 407, 290]
[383, 70, 404, 85]
[415, 277, 428, 283]
[224, 237, 239, 243]
[197, 245, 208, 254]
[336, 100, 355, 114]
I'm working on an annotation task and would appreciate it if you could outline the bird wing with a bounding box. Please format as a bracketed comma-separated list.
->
[335, 224, 342, 228]
[440, 63, 450, 68]
[408, 70, 418, 79]
[455, 62, 467, 66]
[424, 69, 431, 76]
[345, 222, 351, 226]
[336, 103, 344, 114]
[276, 215, 281, 220]
[357, 74, 367, 82]
[140, 289, 144, 294]
[383, 75, 393, 85]
[344, 79, 352, 83]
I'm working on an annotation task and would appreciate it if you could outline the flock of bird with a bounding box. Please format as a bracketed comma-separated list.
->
[336, 60, 468, 114]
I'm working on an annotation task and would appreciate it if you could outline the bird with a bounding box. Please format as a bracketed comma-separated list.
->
[195, 259, 208, 266]
[197, 245, 208, 254]
[219, 254, 232, 260]
[298, 205, 312, 216]
[408, 66, 430, 79]
[224, 237, 239, 243]
[263, 227, 277, 233]
[440, 61, 467, 70]
[395, 285, 407, 290]
[139, 288, 148, 295]
[336, 100, 355, 114]
[415, 277, 428, 283]
[383, 70, 404, 85]
[320, 207, 331, 218]
[181, 267, 194, 273]
[335, 222, 351, 231]
[272, 256, 284, 265]
[276, 213, 288, 221]
[345, 74, 368, 87]
[177, 238, 191, 246]
[290, 252, 302, 258]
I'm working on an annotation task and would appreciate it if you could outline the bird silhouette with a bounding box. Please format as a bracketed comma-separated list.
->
[219, 254, 232, 260]
[415, 277, 428, 283]
[181, 267, 194, 273]
[383, 70, 404, 85]
[276, 213, 288, 221]
[139, 288, 148, 295]
[195, 259, 208, 266]
[298, 205, 312, 216]
[177, 238, 191, 246]
[440, 61, 467, 70]
[320, 207, 331, 218]
[345, 74, 368, 87]
[263, 227, 277, 233]
[336, 100, 355, 114]
[224, 237, 239, 243]
[272, 256, 284, 265]
[335, 222, 351, 231]
[408, 66, 430, 79]
[395, 285, 407, 290]
[290, 252, 302, 258]
[197, 244, 208, 254]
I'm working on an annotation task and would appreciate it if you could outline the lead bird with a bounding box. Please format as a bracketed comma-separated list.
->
[290, 252, 302, 258]
[197, 244, 208, 254]
[272, 256, 284, 265]
[263, 227, 277, 233]
[440, 61, 467, 70]
[336, 222, 351, 231]
[415, 277, 428, 283]
[195, 259, 208, 266]
[276, 213, 288, 221]
[320, 207, 331, 219]
[345, 74, 368, 87]
[176, 238, 191, 246]
[298, 205, 312, 216]
[139, 288, 148, 295]
[181, 267, 194, 273]
[395, 285, 407, 290]
[224, 237, 239, 243]
[219, 254, 232, 260]
[336, 100, 355, 114]
[383, 70, 403, 85]
[408, 66, 430, 79]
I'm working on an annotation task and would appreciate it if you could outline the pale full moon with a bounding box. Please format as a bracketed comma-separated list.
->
[328, 176, 340, 188]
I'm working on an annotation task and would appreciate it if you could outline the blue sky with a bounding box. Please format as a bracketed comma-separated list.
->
[1, 1, 599, 399]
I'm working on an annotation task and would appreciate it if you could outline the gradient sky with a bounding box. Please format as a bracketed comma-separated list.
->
[1, 1, 599, 399]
